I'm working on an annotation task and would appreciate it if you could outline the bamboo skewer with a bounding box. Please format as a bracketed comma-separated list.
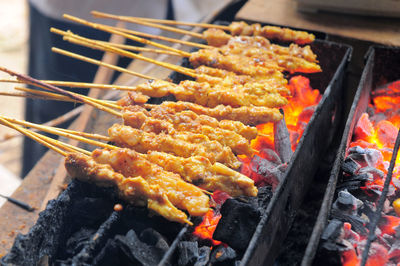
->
[110, 15, 229, 30]
[62, 14, 192, 57]
[0, 117, 67, 156]
[2, 116, 113, 150]
[52, 47, 155, 81]
[51, 29, 196, 77]
[4, 116, 110, 142]
[95, 40, 182, 56]
[0, 67, 122, 117]
[91, 11, 204, 39]
[101, 24, 211, 49]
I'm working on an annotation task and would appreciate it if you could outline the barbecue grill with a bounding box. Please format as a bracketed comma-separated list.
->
[0, 21, 351, 264]
[303, 46, 400, 266]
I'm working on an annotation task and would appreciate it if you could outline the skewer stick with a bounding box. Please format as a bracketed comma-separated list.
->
[62, 15, 192, 57]
[51, 47, 155, 81]
[52, 28, 196, 77]
[91, 11, 204, 39]
[15, 87, 79, 103]
[115, 16, 229, 30]
[0, 79, 146, 92]
[102, 24, 211, 49]
[95, 40, 182, 56]
[2, 116, 113, 150]
[0, 66, 122, 117]
[17, 85, 122, 110]
[0, 117, 67, 156]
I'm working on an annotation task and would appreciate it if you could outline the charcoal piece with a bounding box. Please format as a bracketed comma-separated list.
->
[178, 241, 199, 266]
[195, 247, 211, 266]
[250, 155, 284, 187]
[321, 219, 343, 242]
[358, 166, 384, 181]
[341, 157, 361, 175]
[213, 199, 260, 251]
[140, 228, 169, 252]
[258, 148, 282, 165]
[330, 208, 367, 235]
[91, 238, 134, 266]
[65, 227, 96, 258]
[274, 115, 293, 163]
[209, 245, 237, 266]
[115, 229, 167, 266]
[332, 190, 362, 215]
[336, 180, 364, 192]
[348, 146, 382, 167]
[256, 186, 273, 211]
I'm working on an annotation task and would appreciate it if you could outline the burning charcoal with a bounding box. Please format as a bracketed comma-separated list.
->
[115, 229, 167, 265]
[178, 241, 199, 266]
[357, 241, 389, 265]
[358, 166, 384, 181]
[330, 208, 367, 235]
[333, 190, 362, 215]
[213, 199, 260, 251]
[209, 245, 237, 266]
[250, 155, 284, 188]
[389, 243, 400, 263]
[273, 114, 293, 164]
[341, 157, 361, 175]
[258, 148, 282, 165]
[321, 219, 343, 242]
[348, 146, 383, 168]
[195, 246, 211, 266]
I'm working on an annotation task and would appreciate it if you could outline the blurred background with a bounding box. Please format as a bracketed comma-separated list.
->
[0, 0, 27, 206]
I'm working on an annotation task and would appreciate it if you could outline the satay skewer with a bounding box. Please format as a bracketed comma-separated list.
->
[2, 117, 255, 197]
[91, 11, 315, 45]
[62, 15, 192, 57]
[51, 28, 196, 77]
[0, 66, 122, 117]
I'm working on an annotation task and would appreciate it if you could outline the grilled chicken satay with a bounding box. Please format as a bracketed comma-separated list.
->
[65, 152, 192, 224]
[189, 48, 285, 76]
[203, 29, 317, 61]
[224, 21, 315, 45]
[125, 79, 288, 108]
[91, 148, 210, 217]
[218, 41, 321, 73]
[194, 66, 289, 96]
[148, 106, 258, 140]
[122, 109, 254, 156]
[148, 101, 283, 126]
[145, 151, 258, 197]
[108, 124, 241, 169]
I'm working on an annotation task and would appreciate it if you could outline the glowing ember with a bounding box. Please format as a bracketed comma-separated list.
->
[194, 76, 322, 246]
[193, 210, 222, 246]
[240, 76, 321, 182]
[339, 79, 400, 265]
[193, 191, 231, 245]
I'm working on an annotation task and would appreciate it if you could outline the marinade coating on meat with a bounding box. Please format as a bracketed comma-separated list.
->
[125, 79, 288, 108]
[229, 21, 315, 45]
[203, 29, 317, 62]
[92, 148, 210, 217]
[108, 123, 241, 169]
[190, 48, 285, 76]
[122, 109, 254, 156]
[218, 40, 321, 73]
[145, 151, 258, 197]
[64, 152, 191, 224]
[145, 101, 283, 126]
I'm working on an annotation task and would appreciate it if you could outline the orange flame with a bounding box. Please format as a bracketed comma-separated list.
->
[240, 75, 322, 180]
[192, 210, 222, 246]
